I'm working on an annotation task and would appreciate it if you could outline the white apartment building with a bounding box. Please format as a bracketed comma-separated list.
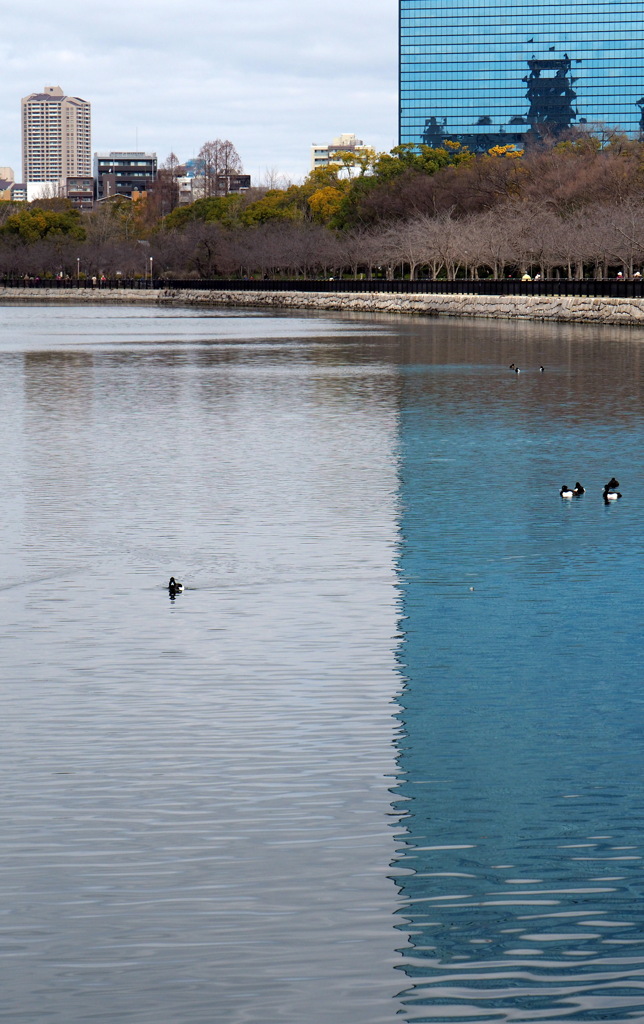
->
[310, 133, 369, 170]
[21, 86, 91, 184]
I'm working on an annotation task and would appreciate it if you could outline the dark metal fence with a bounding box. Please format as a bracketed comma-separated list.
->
[3, 277, 644, 299]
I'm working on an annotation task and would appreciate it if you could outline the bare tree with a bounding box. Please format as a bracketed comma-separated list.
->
[340, 229, 380, 279]
[195, 140, 243, 198]
[455, 212, 499, 279]
[259, 168, 292, 190]
[422, 213, 463, 280]
[385, 220, 431, 280]
[152, 152, 183, 216]
[605, 201, 644, 277]
[407, 217, 446, 280]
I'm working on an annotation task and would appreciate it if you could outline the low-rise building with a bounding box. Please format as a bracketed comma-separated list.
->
[176, 176, 194, 205]
[9, 182, 27, 202]
[310, 133, 369, 170]
[94, 152, 157, 200]
[27, 182, 64, 201]
[0, 181, 27, 202]
[181, 168, 251, 202]
[66, 175, 95, 211]
[216, 173, 250, 194]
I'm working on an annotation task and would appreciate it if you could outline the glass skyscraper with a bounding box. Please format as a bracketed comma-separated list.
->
[400, 1, 644, 151]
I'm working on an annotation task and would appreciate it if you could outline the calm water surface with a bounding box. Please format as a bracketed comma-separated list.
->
[0, 305, 643, 1023]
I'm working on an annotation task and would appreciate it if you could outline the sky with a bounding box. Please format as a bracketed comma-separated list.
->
[1, 0, 398, 186]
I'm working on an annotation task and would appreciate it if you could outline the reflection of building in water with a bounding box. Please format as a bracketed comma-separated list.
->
[400, 1, 644, 150]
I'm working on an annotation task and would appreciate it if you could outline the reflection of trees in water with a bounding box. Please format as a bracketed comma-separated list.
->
[22, 350, 95, 552]
[23, 350, 94, 419]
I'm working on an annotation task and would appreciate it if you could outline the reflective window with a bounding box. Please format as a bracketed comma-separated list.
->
[400, 1, 644, 149]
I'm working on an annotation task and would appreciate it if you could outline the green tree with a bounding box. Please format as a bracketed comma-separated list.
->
[239, 187, 306, 225]
[1, 205, 85, 243]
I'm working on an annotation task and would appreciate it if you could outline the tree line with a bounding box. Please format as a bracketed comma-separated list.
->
[3, 130, 644, 281]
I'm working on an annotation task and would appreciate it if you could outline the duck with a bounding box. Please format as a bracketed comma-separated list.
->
[509, 363, 515, 370]
[572, 482, 585, 495]
[514, 366, 521, 373]
[603, 481, 621, 501]
[560, 485, 575, 498]
[168, 576, 184, 595]
[539, 365, 545, 372]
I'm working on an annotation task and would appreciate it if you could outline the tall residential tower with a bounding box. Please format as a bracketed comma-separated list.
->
[21, 86, 91, 184]
[400, 1, 644, 151]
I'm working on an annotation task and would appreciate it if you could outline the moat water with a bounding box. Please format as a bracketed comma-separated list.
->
[1, 304, 643, 1023]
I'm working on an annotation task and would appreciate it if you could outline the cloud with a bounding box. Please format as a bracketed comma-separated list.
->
[1, 0, 398, 184]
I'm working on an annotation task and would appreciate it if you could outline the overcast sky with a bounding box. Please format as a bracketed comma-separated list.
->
[1, 0, 398, 185]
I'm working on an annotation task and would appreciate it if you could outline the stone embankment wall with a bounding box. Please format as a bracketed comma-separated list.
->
[3, 287, 644, 326]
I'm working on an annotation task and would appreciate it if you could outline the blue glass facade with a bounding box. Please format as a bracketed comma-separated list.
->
[400, 1, 644, 150]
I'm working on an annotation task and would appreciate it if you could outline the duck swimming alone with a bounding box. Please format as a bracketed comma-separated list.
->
[168, 576, 184, 595]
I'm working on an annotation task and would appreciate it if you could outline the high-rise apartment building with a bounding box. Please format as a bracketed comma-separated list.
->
[21, 86, 91, 183]
[400, 1, 644, 151]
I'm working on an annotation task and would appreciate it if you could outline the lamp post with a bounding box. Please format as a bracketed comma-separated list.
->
[76, 257, 80, 282]
[149, 256, 154, 288]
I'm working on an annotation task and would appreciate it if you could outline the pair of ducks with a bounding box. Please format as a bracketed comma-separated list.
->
[560, 482, 585, 498]
[509, 364, 545, 373]
[559, 478, 621, 501]
[603, 477, 622, 501]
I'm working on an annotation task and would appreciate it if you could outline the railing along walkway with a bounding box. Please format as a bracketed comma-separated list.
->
[3, 278, 644, 299]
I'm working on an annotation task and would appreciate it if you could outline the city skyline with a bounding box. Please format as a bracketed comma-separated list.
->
[1, 0, 397, 188]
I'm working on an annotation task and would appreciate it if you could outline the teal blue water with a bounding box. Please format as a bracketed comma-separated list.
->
[0, 306, 643, 1023]
[393, 329, 644, 1021]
